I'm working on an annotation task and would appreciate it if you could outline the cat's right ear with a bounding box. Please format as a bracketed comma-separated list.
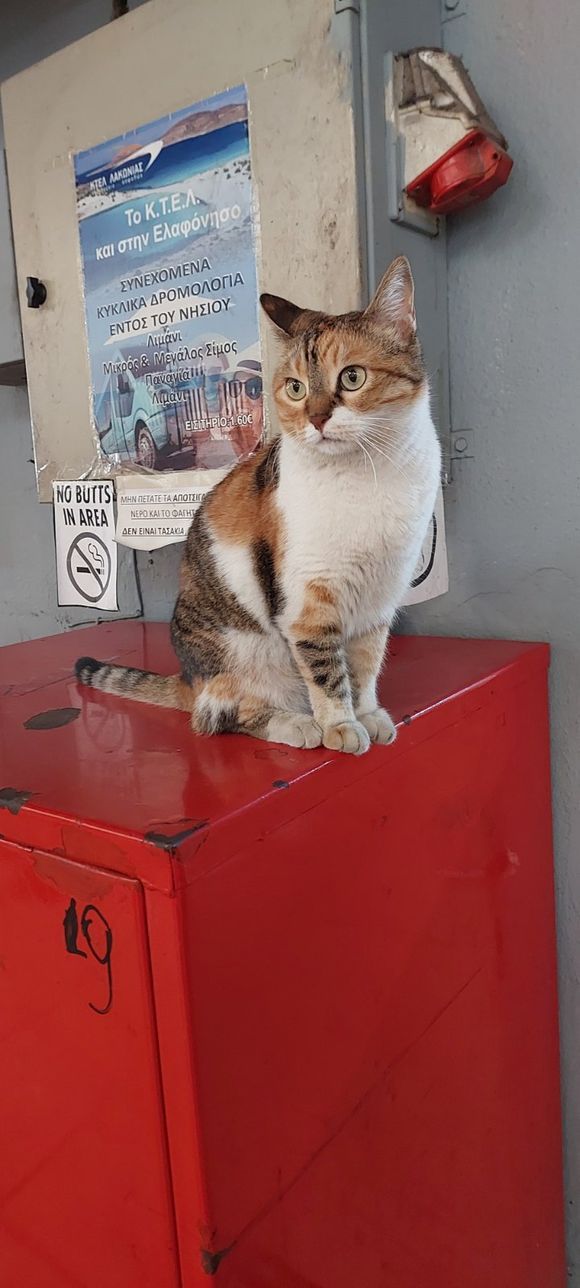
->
[260, 293, 304, 336]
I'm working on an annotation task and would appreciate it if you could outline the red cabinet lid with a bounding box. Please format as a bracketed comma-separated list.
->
[0, 623, 548, 891]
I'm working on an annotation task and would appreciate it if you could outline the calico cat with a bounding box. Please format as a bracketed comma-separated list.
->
[76, 256, 440, 756]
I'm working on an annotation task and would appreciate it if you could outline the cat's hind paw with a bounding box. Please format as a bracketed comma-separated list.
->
[266, 712, 323, 750]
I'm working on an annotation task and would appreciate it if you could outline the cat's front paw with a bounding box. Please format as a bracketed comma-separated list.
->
[358, 708, 397, 745]
[323, 720, 371, 756]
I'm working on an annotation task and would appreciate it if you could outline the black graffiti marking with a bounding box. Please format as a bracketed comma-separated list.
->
[63, 897, 87, 957]
[81, 905, 114, 1015]
[410, 514, 437, 589]
[63, 897, 113, 1014]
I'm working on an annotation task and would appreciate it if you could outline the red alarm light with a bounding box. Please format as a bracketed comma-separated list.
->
[406, 129, 513, 215]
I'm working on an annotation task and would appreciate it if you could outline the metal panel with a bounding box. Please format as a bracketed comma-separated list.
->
[1, 0, 362, 498]
[0, 618, 552, 886]
[182, 659, 564, 1283]
[0, 842, 180, 1287]
[0, 149, 22, 367]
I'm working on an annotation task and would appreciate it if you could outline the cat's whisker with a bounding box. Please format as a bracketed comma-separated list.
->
[357, 423, 405, 444]
[356, 415, 415, 434]
[355, 423, 414, 453]
[360, 432, 412, 462]
[355, 425, 416, 462]
[365, 453, 414, 487]
[351, 434, 370, 473]
[353, 415, 400, 427]
[354, 437, 378, 487]
[356, 425, 414, 455]
[356, 436, 415, 484]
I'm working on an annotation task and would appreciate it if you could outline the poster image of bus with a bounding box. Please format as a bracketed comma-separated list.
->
[74, 86, 263, 474]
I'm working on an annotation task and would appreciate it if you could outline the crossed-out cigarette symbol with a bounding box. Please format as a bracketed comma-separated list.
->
[66, 532, 112, 603]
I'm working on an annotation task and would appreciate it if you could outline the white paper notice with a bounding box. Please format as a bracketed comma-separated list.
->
[403, 486, 448, 606]
[115, 471, 223, 550]
[53, 480, 117, 610]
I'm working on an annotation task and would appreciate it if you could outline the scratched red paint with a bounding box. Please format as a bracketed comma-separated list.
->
[0, 624, 566, 1286]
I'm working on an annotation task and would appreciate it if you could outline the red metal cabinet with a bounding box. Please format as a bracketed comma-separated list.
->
[0, 624, 565, 1288]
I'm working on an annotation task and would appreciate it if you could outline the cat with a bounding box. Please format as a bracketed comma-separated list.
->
[75, 256, 441, 757]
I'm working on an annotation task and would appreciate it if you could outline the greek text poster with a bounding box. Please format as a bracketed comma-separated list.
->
[74, 86, 263, 482]
[115, 475, 207, 550]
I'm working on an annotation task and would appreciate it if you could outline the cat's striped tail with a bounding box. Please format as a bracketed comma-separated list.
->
[74, 656, 195, 712]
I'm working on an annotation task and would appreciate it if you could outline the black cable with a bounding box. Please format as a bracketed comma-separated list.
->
[132, 547, 145, 618]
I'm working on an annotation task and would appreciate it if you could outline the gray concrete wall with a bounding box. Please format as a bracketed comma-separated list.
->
[407, 0, 579, 1274]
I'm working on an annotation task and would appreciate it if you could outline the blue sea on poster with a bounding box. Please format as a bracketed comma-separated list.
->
[74, 87, 263, 475]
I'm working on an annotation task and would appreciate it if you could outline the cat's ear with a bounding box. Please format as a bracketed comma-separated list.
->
[260, 293, 305, 336]
[365, 256, 416, 338]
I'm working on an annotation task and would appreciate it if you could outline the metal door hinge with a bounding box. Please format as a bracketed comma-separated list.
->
[446, 427, 474, 483]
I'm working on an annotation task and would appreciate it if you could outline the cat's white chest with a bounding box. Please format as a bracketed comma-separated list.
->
[277, 413, 440, 636]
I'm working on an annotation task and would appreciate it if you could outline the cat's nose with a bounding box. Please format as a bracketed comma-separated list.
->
[311, 414, 329, 434]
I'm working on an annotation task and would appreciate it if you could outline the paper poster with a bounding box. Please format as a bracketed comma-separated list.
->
[115, 473, 210, 550]
[403, 486, 448, 606]
[53, 481, 118, 610]
[73, 86, 263, 487]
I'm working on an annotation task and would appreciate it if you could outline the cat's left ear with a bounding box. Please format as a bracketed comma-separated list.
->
[260, 293, 305, 337]
[365, 256, 416, 338]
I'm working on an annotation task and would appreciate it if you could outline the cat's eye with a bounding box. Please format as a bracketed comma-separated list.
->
[285, 378, 307, 401]
[339, 365, 367, 391]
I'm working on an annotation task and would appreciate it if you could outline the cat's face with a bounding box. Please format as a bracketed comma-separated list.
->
[261, 257, 426, 457]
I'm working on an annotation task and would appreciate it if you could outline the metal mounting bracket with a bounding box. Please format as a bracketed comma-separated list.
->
[384, 52, 440, 238]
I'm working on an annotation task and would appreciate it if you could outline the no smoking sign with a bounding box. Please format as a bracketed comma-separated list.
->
[53, 481, 118, 611]
[67, 533, 112, 603]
